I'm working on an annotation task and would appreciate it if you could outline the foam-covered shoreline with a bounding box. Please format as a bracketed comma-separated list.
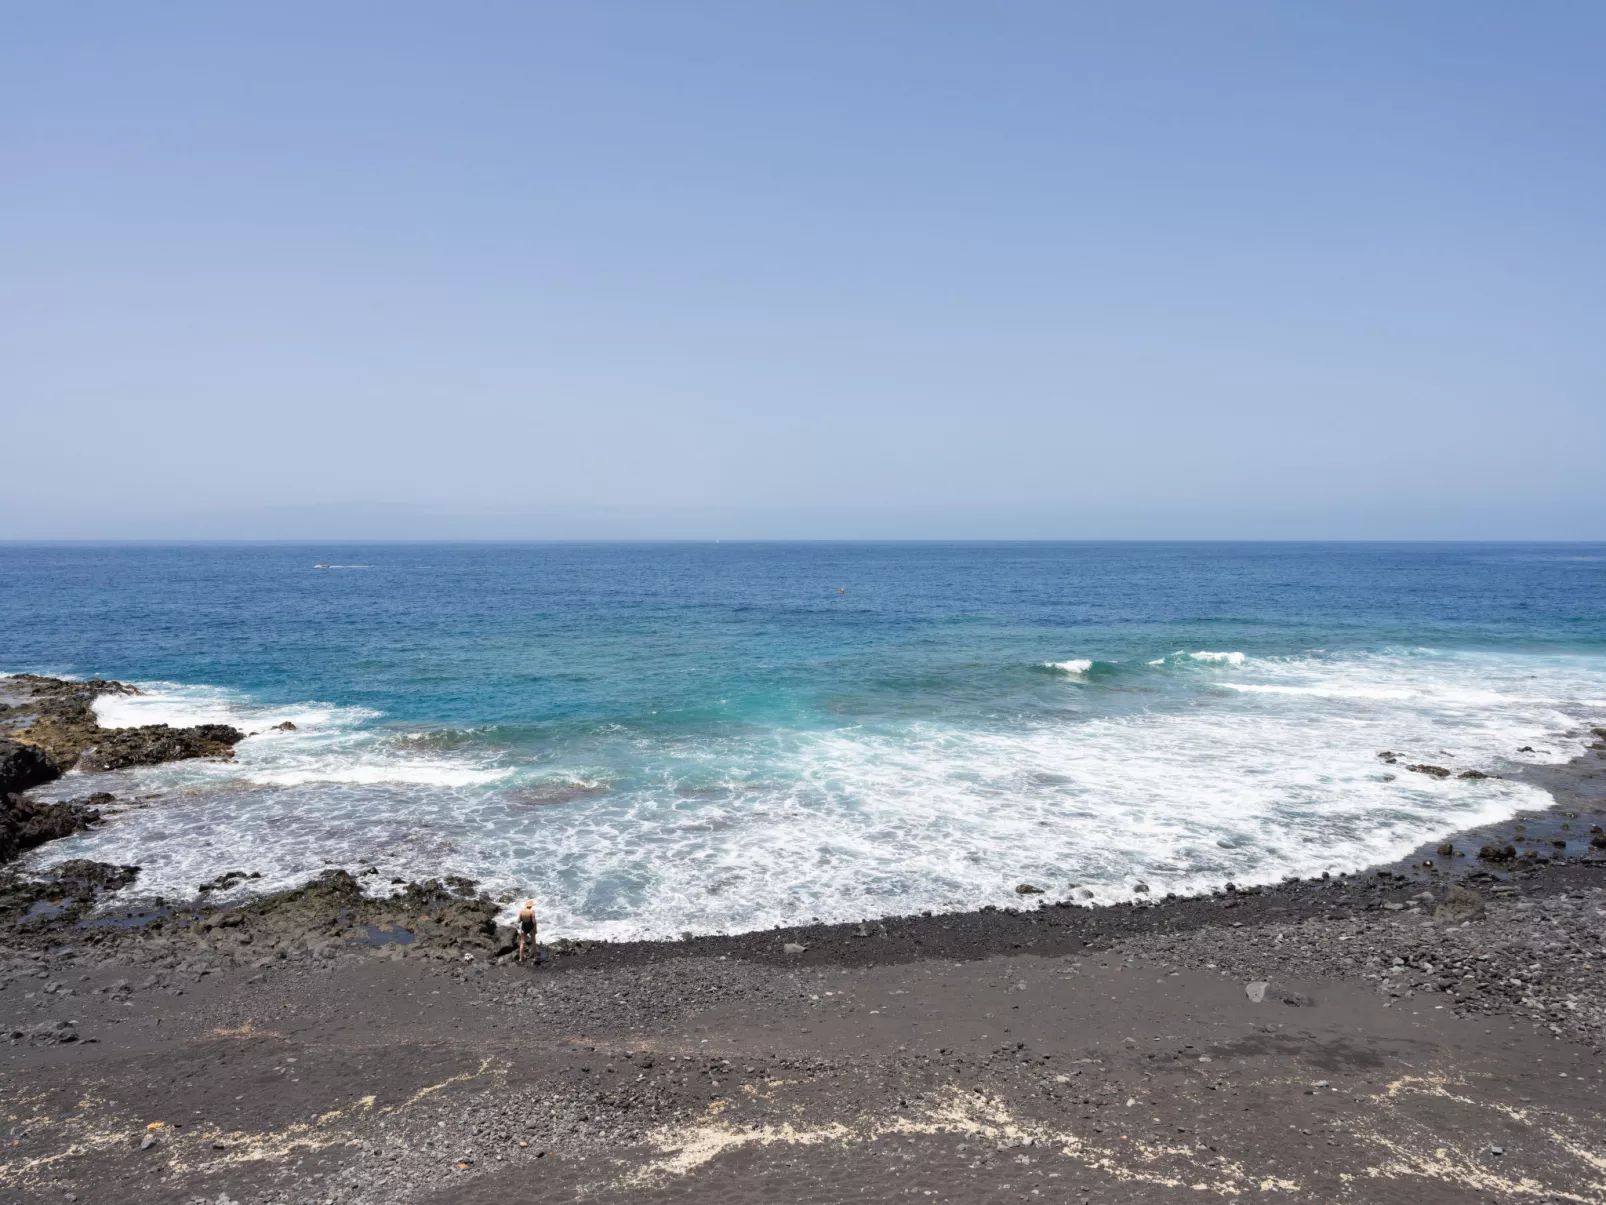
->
[4, 717, 1603, 967]
[2, 714, 1603, 1205]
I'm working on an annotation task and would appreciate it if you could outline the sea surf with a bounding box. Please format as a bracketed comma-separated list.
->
[5, 541, 1603, 940]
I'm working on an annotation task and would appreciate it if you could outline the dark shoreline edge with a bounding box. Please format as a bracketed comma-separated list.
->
[5, 718, 1603, 971]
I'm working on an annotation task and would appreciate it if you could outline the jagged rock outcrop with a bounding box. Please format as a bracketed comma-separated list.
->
[78, 723, 244, 771]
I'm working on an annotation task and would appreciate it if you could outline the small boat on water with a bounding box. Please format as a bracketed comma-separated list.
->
[314, 563, 330, 569]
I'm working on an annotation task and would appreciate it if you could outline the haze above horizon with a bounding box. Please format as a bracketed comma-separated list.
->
[4, 2, 1603, 540]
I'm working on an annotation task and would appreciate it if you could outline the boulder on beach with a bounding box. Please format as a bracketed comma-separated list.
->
[1014, 883, 1043, 894]
[1433, 884, 1486, 924]
[0, 741, 57, 797]
[1, 795, 103, 864]
[1478, 843, 1518, 862]
[1246, 980, 1314, 1007]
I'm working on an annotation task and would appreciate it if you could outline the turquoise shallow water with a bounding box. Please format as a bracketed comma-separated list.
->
[4, 542, 1605, 938]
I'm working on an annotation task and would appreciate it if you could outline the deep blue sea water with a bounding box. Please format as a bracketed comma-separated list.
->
[4, 542, 1604, 938]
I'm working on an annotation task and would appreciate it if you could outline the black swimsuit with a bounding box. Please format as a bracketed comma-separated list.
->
[520, 914, 535, 934]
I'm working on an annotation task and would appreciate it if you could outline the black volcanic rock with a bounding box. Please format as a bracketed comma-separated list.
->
[79, 722, 244, 771]
[0, 740, 57, 796]
[1406, 763, 1452, 779]
[0, 795, 103, 864]
[44, 859, 141, 890]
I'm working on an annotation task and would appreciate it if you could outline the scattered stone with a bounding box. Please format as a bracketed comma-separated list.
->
[1014, 884, 1043, 895]
[197, 870, 260, 895]
[1245, 980, 1312, 1007]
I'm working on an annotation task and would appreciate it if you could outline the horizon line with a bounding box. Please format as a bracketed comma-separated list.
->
[4, 537, 1605, 548]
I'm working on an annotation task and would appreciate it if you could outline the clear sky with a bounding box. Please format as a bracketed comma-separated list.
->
[3, 2, 1603, 539]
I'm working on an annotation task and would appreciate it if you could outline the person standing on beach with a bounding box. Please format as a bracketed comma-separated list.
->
[517, 898, 538, 963]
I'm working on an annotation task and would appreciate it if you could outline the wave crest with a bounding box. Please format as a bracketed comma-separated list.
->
[1148, 650, 1247, 667]
[1043, 659, 1093, 676]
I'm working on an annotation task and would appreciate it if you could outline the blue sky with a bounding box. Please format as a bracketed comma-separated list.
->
[3, 2, 1603, 538]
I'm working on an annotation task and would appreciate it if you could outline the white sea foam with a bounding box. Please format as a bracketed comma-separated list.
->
[244, 763, 513, 788]
[92, 683, 371, 733]
[84, 680, 502, 788]
[1044, 659, 1093, 675]
[27, 649, 1606, 940]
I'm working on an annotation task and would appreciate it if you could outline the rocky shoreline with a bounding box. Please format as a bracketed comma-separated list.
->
[2, 677, 1604, 1203]
[2, 673, 1600, 969]
[1, 674, 244, 868]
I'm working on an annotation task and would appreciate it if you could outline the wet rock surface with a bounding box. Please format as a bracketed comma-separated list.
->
[0, 740, 56, 797]
[0, 791, 104, 864]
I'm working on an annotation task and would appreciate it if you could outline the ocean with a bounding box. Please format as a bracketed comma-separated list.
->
[4, 542, 1604, 940]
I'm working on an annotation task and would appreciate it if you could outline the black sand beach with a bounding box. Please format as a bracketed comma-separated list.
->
[2, 701, 1604, 1204]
